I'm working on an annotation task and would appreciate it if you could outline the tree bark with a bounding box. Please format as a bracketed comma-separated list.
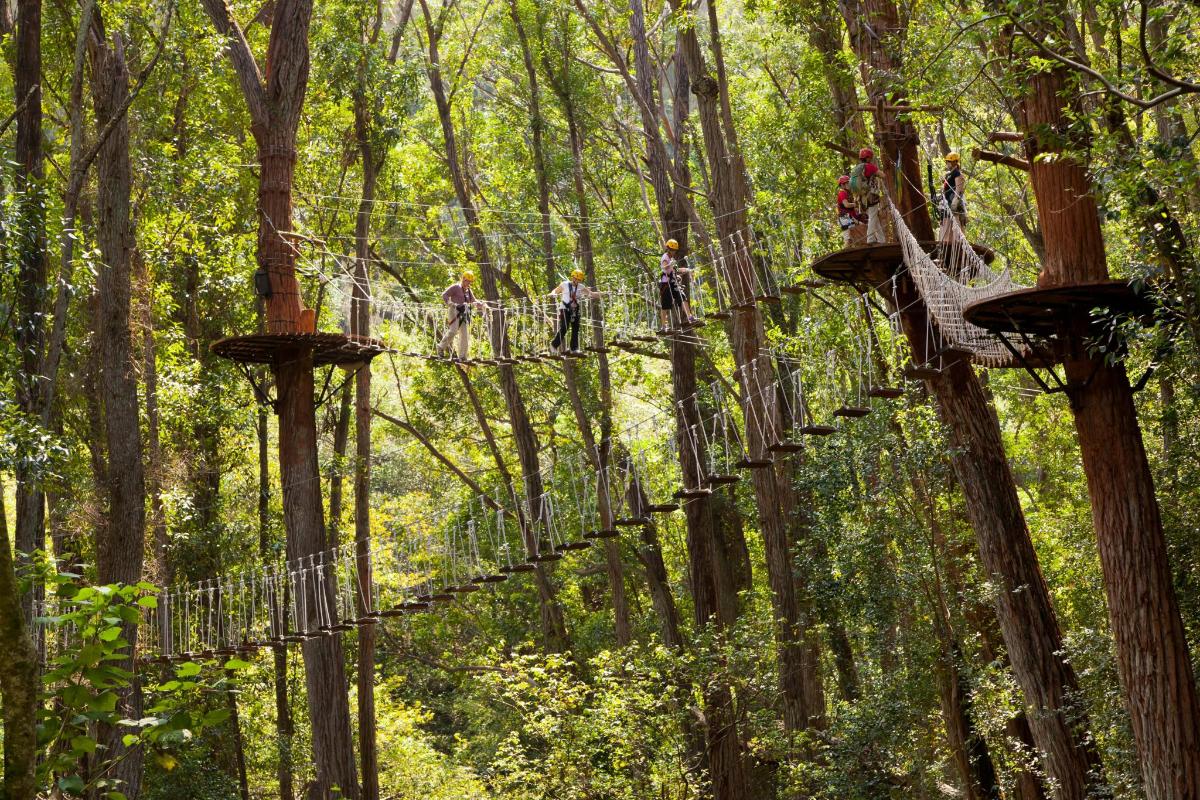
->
[89, 22, 147, 796]
[12, 0, 46, 647]
[200, 1, 361, 795]
[626, 467, 682, 648]
[277, 352, 361, 799]
[5, 3, 45, 789]
[142, 254, 170, 585]
[0, 484, 39, 800]
[891, 279, 1107, 799]
[624, 5, 752, 796]
[832, 0, 1109, 794]
[507, 0, 556, 289]
[260, 379, 296, 800]
[225, 673, 252, 800]
[328, 383, 353, 540]
[1015, 35, 1200, 800]
[671, 0, 825, 732]
[419, 0, 569, 653]
[352, 43, 380, 797]
[528, 10, 633, 646]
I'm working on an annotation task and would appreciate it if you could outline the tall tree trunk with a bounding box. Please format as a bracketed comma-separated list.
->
[12, 0, 46, 649]
[352, 48, 380, 798]
[0, 484, 39, 800]
[260, 376, 296, 800]
[626, 5, 752, 795]
[142, 257, 170, 584]
[671, 0, 825, 732]
[277, 351, 360, 800]
[522, 4, 632, 647]
[5, 4, 45, 789]
[507, 0, 556, 289]
[626, 471, 682, 648]
[834, 0, 1109, 794]
[807, 1, 868, 159]
[910, 453, 1047, 800]
[225, 672, 252, 800]
[1013, 24, 1200, 798]
[327, 383, 353, 540]
[200, 1, 361, 795]
[892, 283, 1107, 800]
[419, 0, 569, 652]
[89, 23, 147, 797]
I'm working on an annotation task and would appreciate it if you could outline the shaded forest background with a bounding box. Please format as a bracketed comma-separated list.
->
[1, 0, 1199, 798]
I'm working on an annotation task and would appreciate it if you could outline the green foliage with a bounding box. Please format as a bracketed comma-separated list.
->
[34, 566, 227, 798]
[4, 0, 1200, 796]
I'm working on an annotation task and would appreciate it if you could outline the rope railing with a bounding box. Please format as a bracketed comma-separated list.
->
[888, 202, 1027, 366]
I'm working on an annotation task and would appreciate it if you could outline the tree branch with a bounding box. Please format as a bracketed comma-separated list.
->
[1011, 16, 1188, 110]
[372, 407, 512, 517]
[199, 0, 270, 129]
[972, 148, 1030, 171]
[1139, 0, 1200, 92]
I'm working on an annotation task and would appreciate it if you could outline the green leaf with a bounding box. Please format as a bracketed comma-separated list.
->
[223, 658, 252, 670]
[62, 684, 92, 709]
[176, 661, 201, 677]
[99, 626, 123, 642]
[122, 734, 139, 747]
[90, 691, 118, 712]
[202, 708, 231, 726]
[70, 735, 97, 754]
[58, 775, 86, 794]
[153, 752, 178, 771]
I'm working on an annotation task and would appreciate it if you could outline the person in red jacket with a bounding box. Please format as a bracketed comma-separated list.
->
[836, 175, 864, 246]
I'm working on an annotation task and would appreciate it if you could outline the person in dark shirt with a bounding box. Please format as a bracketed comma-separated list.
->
[941, 152, 967, 228]
[657, 239, 697, 331]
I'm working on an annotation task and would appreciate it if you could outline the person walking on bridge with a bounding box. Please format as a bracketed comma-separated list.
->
[658, 239, 698, 332]
[437, 271, 487, 360]
[549, 268, 602, 354]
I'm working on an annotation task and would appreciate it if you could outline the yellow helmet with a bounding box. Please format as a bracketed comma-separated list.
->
[666, 238, 680, 250]
[570, 268, 585, 282]
[945, 152, 961, 163]
[461, 270, 475, 283]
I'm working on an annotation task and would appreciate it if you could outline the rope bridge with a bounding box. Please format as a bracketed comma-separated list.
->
[888, 203, 1029, 367]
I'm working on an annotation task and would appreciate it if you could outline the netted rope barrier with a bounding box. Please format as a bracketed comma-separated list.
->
[888, 202, 1027, 367]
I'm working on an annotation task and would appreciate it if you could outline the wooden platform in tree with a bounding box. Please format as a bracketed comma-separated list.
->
[963, 281, 1151, 337]
[211, 332, 389, 367]
[812, 242, 995, 287]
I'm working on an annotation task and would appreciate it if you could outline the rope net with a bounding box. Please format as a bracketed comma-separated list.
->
[888, 203, 1026, 367]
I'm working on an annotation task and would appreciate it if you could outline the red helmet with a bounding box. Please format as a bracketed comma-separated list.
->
[838, 175, 850, 185]
[863, 163, 879, 178]
[859, 147, 874, 160]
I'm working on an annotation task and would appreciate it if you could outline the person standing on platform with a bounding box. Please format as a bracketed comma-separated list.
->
[437, 271, 486, 360]
[836, 175, 865, 246]
[548, 268, 601, 354]
[850, 147, 887, 243]
[941, 151, 967, 229]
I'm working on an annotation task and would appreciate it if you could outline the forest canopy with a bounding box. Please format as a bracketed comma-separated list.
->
[2, 0, 1199, 798]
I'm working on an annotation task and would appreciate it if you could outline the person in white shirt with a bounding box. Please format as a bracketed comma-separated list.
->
[548, 268, 601, 353]
[658, 238, 697, 331]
